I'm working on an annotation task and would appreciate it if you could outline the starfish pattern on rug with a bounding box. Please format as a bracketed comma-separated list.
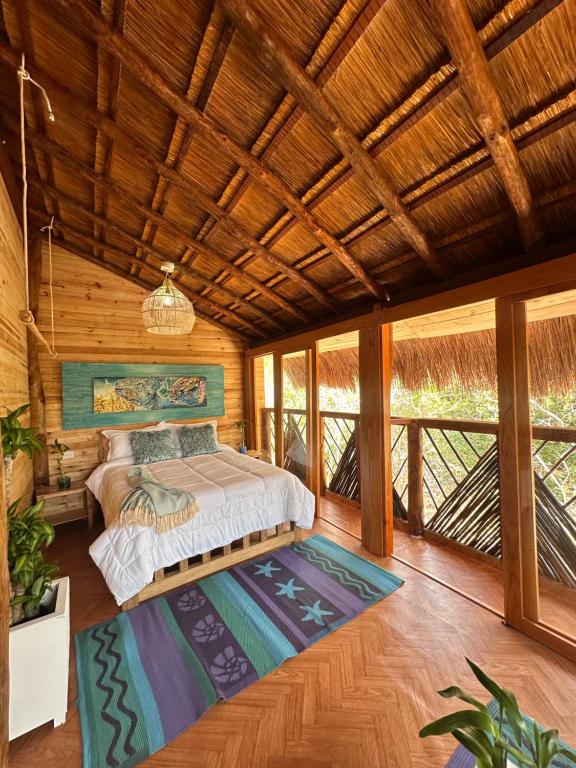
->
[299, 600, 334, 626]
[253, 560, 281, 578]
[274, 578, 305, 600]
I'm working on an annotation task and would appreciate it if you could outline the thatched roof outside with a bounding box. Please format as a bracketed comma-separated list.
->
[284, 315, 576, 395]
[0, 0, 575, 342]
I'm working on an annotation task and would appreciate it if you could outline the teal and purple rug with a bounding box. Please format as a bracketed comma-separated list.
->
[75, 534, 404, 768]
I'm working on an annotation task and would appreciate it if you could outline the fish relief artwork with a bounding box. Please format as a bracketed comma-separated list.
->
[93, 376, 208, 413]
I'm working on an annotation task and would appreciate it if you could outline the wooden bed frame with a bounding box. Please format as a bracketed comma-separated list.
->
[121, 522, 303, 611]
[94, 427, 305, 612]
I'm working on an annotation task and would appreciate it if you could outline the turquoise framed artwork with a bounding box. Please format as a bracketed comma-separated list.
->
[61, 363, 225, 429]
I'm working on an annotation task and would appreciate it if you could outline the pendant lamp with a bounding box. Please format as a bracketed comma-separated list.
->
[142, 262, 195, 335]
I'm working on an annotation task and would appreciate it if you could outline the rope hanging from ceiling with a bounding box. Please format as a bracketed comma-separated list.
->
[17, 52, 57, 359]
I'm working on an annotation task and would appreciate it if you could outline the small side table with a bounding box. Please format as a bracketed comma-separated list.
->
[247, 449, 265, 461]
[35, 483, 94, 529]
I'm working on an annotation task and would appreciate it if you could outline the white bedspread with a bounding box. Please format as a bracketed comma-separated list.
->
[86, 449, 315, 605]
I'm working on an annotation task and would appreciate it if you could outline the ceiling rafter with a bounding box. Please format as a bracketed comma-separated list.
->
[131, 4, 233, 279]
[93, 0, 125, 259]
[256, 88, 576, 297]
[192, 0, 380, 300]
[429, 0, 544, 251]
[210, 0, 562, 290]
[26, 210, 266, 338]
[0, 47, 337, 316]
[48, 0, 390, 302]
[220, 0, 451, 282]
[306, 177, 576, 306]
[28, 230, 252, 341]
[18, 128, 310, 323]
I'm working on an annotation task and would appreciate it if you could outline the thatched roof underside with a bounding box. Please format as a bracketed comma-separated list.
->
[0, 0, 575, 342]
[284, 316, 576, 395]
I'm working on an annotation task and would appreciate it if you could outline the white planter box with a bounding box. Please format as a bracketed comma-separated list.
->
[9, 576, 70, 739]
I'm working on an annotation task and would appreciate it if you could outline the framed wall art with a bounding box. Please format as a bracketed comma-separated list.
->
[61, 362, 225, 429]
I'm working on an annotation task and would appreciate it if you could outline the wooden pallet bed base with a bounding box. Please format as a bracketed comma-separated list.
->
[121, 522, 304, 611]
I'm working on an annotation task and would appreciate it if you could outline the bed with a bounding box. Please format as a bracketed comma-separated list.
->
[85, 426, 315, 610]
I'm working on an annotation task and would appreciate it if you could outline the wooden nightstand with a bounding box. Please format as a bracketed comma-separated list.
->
[247, 449, 266, 461]
[35, 483, 94, 529]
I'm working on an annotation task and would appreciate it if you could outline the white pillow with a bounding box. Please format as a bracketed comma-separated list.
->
[102, 422, 167, 461]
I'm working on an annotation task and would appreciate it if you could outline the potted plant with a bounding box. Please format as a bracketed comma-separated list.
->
[49, 438, 71, 489]
[0, 403, 45, 501]
[419, 657, 576, 767]
[8, 497, 58, 625]
[235, 419, 248, 454]
[7, 497, 70, 738]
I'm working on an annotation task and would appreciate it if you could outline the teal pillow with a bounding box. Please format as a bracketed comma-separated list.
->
[179, 424, 219, 457]
[130, 429, 177, 465]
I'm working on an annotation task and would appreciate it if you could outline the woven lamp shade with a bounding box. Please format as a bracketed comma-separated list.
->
[142, 275, 195, 335]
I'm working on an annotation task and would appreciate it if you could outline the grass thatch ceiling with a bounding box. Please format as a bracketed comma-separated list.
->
[286, 315, 576, 396]
[0, 0, 575, 341]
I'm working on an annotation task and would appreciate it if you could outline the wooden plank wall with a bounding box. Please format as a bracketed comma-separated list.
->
[36, 244, 246, 485]
[0, 173, 32, 503]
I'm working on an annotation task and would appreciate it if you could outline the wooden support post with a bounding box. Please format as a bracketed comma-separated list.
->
[273, 353, 284, 469]
[319, 415, 326, 494]
[496, 297, 539, 625]
[0, 444, 9, 767]
[407, 422, 424, 536]
[244, 356, 256, 450]
[359, 323, 393, 557]
[309, 342, 321, 511]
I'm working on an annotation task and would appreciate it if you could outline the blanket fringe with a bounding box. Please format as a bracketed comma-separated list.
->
[111, 499, 199, 533]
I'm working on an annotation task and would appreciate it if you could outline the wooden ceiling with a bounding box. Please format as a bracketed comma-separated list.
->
[0, 0, 575, 343]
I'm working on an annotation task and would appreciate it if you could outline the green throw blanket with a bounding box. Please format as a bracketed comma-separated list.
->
[113, 467, 199, 533]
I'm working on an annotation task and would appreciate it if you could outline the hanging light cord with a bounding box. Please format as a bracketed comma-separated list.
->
[17, 52, 57, 358]
[40, 216, 56, 355]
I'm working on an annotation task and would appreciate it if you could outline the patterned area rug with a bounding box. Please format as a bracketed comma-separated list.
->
[75, 534, 404, 768]
[446, 700, 574, 767]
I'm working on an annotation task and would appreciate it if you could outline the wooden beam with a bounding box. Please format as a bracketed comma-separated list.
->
[496, 297, 539, 624]
[48, 0, 387, 302]
[273, 352, 283, 469]
[309, 341, 321, 511]
[205, 0, 563, 296]
[359, 323, 393, 557]
[407, 422, 424, 536]
[221, 0, 449, 283]
[246, 237, 576, 355]
[0, 44, 337, 316]
[429, 0, 544, 251]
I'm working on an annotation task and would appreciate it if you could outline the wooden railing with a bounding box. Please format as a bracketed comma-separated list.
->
[261, 407, 576, 588]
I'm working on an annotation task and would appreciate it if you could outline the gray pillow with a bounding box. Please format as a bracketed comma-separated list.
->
[179, 424, 219, 457]
[130, 428, 177, 465]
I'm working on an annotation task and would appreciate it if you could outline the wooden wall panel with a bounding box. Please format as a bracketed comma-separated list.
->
[0, 173, 32, 503]
[37, 244, 246, 485]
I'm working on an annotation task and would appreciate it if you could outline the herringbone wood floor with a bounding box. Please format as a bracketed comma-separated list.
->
[9, 511, 576, 768]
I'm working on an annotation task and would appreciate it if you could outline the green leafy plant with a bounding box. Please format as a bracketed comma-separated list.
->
[1, 404, 46, 501]
[419, 658, 576, 767]
[0, 404, 45, 459]
[8, 498, 58, 625]
[49, 438, 70, 479]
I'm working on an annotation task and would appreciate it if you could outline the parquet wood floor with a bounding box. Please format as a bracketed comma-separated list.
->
[321, 497, 576, 637]
[9, 512, 576, 768]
